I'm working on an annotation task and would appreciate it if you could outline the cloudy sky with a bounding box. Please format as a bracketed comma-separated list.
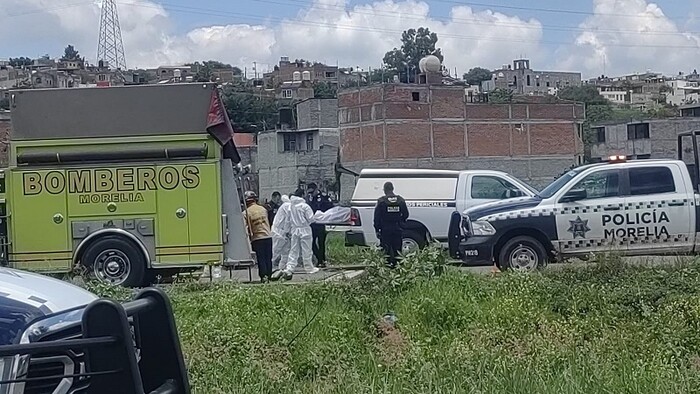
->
[1, 0, 699, 78]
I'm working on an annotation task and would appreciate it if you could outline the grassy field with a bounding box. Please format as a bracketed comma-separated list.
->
[88, 250, 700, 394]
[325, 231, 373, 266]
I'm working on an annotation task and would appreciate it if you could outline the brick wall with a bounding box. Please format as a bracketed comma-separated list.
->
[337, 84, 584, 197]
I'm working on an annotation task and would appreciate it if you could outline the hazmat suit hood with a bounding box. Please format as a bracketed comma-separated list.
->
[288, 196, 314, 236]
[281, 195, 290, 204]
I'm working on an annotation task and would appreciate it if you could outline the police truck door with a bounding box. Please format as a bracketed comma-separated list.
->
[554, 168, 625, 256]
[622, 164, 694, 254]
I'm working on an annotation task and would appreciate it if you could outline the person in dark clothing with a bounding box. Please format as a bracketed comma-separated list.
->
[265, 191, 282, 224]
[306, 182, 334, 268]
[373, 182, 409, 268]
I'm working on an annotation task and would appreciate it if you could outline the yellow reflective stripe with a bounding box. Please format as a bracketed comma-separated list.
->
[10, 252, 73, 260]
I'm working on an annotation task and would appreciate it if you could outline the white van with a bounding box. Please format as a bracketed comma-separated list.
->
[345, 168, 537, 251]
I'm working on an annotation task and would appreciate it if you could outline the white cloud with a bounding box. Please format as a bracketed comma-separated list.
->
[5, 0, 697, 78]
[180, 0, 545, 75]
[0, 0, 544, 74]
[555, 0, 700, 77]
[0, 0, 169, 64]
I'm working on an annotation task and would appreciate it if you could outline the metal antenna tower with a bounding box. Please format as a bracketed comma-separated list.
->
[97, 0, 127, 70]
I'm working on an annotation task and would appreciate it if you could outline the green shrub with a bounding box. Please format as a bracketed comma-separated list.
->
[74, 252, 700, 393]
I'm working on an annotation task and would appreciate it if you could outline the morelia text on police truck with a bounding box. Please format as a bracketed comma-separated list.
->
[601, 211, 671, 239]
[22, 166, 201, 203]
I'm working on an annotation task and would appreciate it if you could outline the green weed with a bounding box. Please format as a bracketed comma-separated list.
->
[82, 252, 700, 393]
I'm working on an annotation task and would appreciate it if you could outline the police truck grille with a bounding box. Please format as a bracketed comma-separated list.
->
[25, 329, 89, 394]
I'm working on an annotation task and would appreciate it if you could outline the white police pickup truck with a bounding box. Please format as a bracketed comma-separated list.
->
[449, 132, 700, 270]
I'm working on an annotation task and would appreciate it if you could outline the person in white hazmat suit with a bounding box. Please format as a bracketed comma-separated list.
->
[270, 195, 292, 279]
[281, 188, 319, 280]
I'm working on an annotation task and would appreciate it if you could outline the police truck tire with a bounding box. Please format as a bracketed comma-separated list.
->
[82, 236, 146, 287]
[402, 230, 427, 254]
[498, 236, 547, 271]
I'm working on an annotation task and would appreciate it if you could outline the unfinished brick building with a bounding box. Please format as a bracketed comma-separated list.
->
[338, 84, 585, 199]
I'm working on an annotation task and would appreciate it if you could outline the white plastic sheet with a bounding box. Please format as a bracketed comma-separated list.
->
[312, 206, 351, 224]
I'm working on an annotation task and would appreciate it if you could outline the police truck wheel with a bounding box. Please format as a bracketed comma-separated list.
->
[402, 230, 426, 254]
[82, 236, 146, 287]
[498, 236, 547, 271]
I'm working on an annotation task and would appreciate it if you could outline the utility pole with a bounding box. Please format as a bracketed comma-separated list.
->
[97, 0, 127, 71]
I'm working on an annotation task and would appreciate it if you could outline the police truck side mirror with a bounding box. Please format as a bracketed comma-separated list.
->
[561, 189, 587, 203]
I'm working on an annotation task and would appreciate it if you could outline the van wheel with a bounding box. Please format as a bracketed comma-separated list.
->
[82, 236, 146, 287]
[498, 236, 547, 271]
[402, 230, 427, 254]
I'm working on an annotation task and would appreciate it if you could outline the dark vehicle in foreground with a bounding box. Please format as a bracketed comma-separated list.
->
[0, 267, 189, 394]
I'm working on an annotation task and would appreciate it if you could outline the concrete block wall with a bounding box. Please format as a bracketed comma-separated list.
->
[257, 129, 340, 200]
[591, 119, 700, 160]
[297, 99, 338, 130]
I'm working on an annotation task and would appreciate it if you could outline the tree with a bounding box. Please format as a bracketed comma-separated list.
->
[557, 86, 613, 159]
[221, 82, 279, 133]
[463, 67, 492, 86]
[62, 45, 82, 61]
[489, 88, 513, 104]
[194, 67, 213, 82]
[187, 60, 241, 82]
[204, 60, 231, 69]
[383, 27, 443, 83]
[557, 85, 609, 105]
[8, 57, 32, 67]
[313, 81, 337, 99]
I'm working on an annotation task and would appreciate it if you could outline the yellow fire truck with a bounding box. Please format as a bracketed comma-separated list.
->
[1, 83, 254, 286]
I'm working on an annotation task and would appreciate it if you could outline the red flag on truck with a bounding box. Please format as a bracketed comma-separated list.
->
[206, 88, 241, 163]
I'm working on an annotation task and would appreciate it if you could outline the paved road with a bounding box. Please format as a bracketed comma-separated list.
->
[200, 265, 365, 284]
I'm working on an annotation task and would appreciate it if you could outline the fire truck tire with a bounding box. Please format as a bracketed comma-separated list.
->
[82, 236, 146, 287]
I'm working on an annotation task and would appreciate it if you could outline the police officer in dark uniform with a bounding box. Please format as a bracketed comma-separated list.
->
[265, 191, 282, 224]
[306, 183, 333, 268]
[373, 182, 409, 268]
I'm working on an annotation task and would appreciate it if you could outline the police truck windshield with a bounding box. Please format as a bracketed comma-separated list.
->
[536, 169, 581, 199]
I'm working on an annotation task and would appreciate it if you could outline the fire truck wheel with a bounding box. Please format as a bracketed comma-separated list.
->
[82, 236, 146, 287]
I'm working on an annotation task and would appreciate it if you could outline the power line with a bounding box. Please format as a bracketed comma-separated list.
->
[249, 0, 700, 37]
[118, 2, 700, 50]
[97, 0, 128, 70]
[5, 1, 698, 41]
[424, 0, 689, 21]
